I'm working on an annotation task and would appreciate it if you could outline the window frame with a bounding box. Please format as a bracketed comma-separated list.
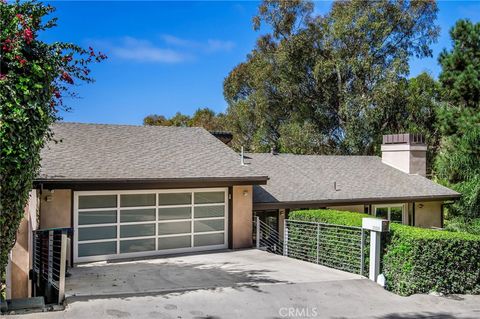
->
[373, 204, 405, 224]
[74, 188, 228, 263]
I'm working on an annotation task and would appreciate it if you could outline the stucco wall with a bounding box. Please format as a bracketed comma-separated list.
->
[9, 190, 37, 299]
[415, 201, 442, 228]
[232, 185, 253, 249]
[40, 189, 72, 228]
[381, 144, 427, 176]
[327, 205, 365, 213]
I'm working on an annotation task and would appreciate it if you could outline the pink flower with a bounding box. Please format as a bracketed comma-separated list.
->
[23, 28, 33, 44]
[61, 71, 74, 84]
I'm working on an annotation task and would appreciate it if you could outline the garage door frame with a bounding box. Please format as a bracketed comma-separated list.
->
[73, 188, 229, 263]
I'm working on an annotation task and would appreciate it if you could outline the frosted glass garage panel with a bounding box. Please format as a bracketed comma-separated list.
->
[120, 209, 156, 222]
[158, 221, 191, 235]
[194, 233, 224, 247]
[78, 226, 116, 241]
[194, 192, 225, 204]
[158, 236, 191, 250]
[120, 194, 155, 207]
[120, 238, 155, 253]
[79, 210, 116, 225]
[194, 219, 224, 233]
[120, 224, 155, 238]
[194, 205, 224, 218]
[78, 241, 116, 257]
[158, 193, 191, 206]
[79, 195, 117, 209]
[158, 207, 191, 220]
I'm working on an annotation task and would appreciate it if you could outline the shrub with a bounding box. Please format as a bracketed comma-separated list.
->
[290, 209, 480, 296]
[444, 216, 480, 236]
[289, 209, 369, 227]
[384, 223, 480, 296]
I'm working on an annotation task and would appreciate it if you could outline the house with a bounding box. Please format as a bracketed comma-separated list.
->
[7, 123, 459, 299]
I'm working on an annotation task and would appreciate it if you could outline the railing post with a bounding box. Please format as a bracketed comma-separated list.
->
[360, 229, 365, 276]
[283, 219, 288, 256]
[255, 216, 260, 249]
[48, 230, 53, 285]
[316, 223, 320, 264]
[58, 231, 68, 304]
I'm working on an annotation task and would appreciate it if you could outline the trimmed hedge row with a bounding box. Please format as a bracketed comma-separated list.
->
[289, 209, 480, 296]
[289, 209, 370, 227]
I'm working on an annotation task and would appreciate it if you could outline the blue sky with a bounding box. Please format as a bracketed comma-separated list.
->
[42, 1, 480, 125]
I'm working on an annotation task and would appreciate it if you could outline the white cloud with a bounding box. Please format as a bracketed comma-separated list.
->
[108, 36, 189, 63]
[161, 34, 235, 53]
[90, 35, 235, 64]
[205, 39, 235, 52]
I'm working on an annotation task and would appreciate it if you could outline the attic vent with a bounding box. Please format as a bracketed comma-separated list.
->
[210, 131, 233, 145]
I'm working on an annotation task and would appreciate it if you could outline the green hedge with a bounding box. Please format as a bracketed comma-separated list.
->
[290, 209, 480, 296]
[383, 223, 480, 296]
[289, 209, 370, 227]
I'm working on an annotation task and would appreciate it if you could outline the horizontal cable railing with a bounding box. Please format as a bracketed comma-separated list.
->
[254, 218, 284, 255]
[32, 228, 69, 304]
[283, 220, 368, 275]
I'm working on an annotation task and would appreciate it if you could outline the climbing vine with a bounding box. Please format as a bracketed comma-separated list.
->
[0, 0, 106, 298]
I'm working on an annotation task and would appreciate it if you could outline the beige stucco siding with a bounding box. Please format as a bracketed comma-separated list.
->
[327, 205, 365, 213]
[415, 201, 442, 228]
[40, 189, 72, 229]
[9, 190, 37, 299]
[232, 185, 253, 249]
[10, 209, 30, 298]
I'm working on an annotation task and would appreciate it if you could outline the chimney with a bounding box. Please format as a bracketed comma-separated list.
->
[381, 134, 427, 176]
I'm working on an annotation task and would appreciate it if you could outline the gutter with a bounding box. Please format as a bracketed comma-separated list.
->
[253, 194, 461, 210]
[34, 176, 269, 190]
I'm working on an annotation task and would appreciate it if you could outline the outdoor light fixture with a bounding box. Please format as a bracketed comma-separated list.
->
[243, 190, 248, 197]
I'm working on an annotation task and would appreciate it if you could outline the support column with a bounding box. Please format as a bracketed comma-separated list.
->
[362, 218, 389, 283]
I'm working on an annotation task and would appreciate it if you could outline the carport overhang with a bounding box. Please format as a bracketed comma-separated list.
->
[34, 176, 268, 191]
[253, 194, 461, 210]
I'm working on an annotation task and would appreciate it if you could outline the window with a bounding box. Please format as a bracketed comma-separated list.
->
[374, 205, 404, 224]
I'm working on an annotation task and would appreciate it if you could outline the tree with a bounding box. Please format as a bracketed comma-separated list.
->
[224, 0, 439, 154]
[435, 19, 480, 219]
[438, 20, 480, 109]
[144, 107, 226, 131]
[0, 0, 105, 294]
[404, 72, 442, 174]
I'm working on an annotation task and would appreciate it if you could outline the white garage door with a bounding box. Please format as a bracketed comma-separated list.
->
[73, 188, 228, 263]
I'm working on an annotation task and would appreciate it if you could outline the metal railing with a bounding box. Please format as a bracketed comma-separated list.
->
[284, 220, 367, 275]
[32, 228, 69, 304]
[254, 217, 284, 255]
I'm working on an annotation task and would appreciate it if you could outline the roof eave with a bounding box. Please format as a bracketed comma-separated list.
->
[253, 194, 461, 210]
[34, 176, 268, 190]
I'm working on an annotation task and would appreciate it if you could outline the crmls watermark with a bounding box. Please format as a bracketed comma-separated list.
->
[278, 307, 319, 318]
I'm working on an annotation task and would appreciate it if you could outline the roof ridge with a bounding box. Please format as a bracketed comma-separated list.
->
[55, 121, 206, 130]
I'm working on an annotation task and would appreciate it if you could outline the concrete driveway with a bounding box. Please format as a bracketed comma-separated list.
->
[65, 249, 361, 298]
[8, 249, 480, 318]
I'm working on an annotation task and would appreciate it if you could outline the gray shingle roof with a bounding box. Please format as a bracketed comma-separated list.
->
[38, 123, 266, 182]
[247, 153, 459, 205]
